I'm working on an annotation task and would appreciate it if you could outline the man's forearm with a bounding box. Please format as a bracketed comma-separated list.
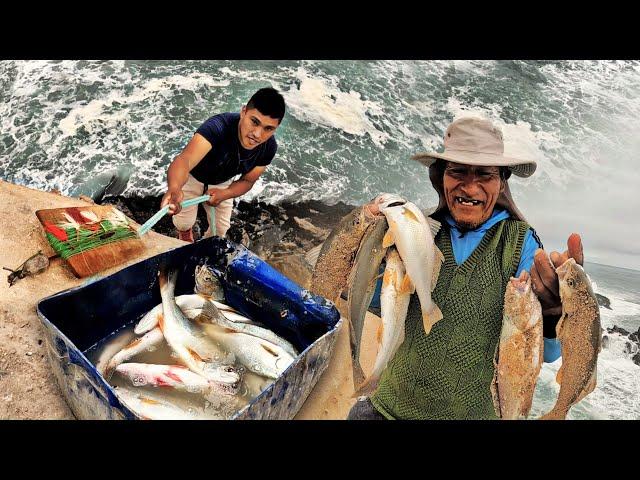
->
[167, 156, 191, 191]
[224, 179, 255, 199]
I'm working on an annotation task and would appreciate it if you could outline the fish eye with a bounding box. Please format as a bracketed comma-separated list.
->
[567, 278, 575, 287]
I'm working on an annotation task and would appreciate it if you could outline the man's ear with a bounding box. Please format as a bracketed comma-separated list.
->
[500, 180, 506, 193]
[240, 105, 247, 116]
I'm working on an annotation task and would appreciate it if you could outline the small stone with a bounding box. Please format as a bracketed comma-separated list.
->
[26, 351, 33, 356]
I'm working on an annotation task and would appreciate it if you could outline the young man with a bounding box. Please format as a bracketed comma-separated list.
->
[160, 87, 286, 242]
[348, 116, 584, 420]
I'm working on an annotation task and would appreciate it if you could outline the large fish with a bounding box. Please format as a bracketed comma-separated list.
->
[492, 271, 544, 419]
[345, 195, 404, 385]
[114, 386, 220, 420]
[195, 301, 298, 358]
[353, 247, 411, 396]
[380, 201, 444, 335]
[194, 264, 226, 300]
[102, 327, 164, 379]
[202, 323, 296, 380]
[134, 294, 256, 335]
[309, 201, 381, 301]
[540, 258, 601, 420]
[158, 267, 240, 383]
[114, 362, 239, 397]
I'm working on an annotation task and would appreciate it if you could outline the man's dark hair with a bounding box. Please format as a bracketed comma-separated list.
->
[247, 87, 286, 122]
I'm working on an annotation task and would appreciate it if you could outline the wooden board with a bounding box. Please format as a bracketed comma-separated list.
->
[36, 205, 145, 278]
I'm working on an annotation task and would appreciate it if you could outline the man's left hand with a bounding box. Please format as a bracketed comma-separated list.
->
[530, 233, 584, 316]
[206, 188, 229, 207]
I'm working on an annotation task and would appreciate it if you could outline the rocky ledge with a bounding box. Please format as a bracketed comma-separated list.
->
[99, 194, 355, 289]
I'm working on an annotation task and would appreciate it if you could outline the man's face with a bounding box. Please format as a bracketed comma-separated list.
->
[238, 106, 280, 149]
[443, 161, 504, 229]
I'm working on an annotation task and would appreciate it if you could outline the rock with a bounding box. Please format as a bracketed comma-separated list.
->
[633, 352, 640, 367]
[607, 325, 630, 336]
[595, 293, 612, 310]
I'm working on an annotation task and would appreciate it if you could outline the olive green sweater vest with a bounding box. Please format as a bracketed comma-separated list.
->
[370, 218, 530, 420]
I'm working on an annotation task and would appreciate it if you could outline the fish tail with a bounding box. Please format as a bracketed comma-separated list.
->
[352, 375, 379, 398]
[351, 361, 367, 391]
[539, 407, 567, 420]
[422, 303, 443, 334]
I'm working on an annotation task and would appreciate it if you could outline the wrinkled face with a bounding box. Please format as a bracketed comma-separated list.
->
[238, 106, 280, 149]
[443, 161, 504, 229]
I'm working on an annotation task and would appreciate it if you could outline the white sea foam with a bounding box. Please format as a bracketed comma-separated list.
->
[58, 74, 231, 139]
[282, 67, 390, 148]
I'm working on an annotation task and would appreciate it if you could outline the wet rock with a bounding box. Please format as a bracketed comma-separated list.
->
[98, 194, 356, 281]
[607, 326, 630, 336]
[595, 293, 612, 310]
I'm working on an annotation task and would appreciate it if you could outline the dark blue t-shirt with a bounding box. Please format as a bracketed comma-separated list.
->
[190, 112, 277, 185]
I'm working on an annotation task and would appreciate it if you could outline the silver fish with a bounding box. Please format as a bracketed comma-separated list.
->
[115, 362, 239, 397]
[354, 247, 411, 396]
[102, 327, 164, 380]
[381, 201, 444, 334]
[194, 264, 226, 300]
[158, 267, 240, 384]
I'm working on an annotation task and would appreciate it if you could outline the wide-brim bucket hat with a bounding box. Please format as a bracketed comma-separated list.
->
[412, 117, 537, 178]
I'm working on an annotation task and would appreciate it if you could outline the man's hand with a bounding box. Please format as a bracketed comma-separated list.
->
[530, 233, 584, 316]
[160, 189, 184, 216]
[206, 188, 230, 207]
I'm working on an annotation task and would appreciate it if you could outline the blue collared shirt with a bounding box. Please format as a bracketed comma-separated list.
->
[369, 208, 561, 362]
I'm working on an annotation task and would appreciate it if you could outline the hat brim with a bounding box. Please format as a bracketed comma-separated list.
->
[412, 150, 537, 178]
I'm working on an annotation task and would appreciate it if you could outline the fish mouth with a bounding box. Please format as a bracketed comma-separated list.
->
[454, 196, 483, 206]
[375, 193, 407, 210]
[556, 258, 577, 280]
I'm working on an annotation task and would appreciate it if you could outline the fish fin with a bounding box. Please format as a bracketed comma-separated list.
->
[195, 301, 218, 324]
[382, 230, 395, 248]
[352, 375, 379, 398]
[422, 303, 443, 335]
[576, 366, 597, 403]
[304, 243, 324, 269]
[376, 323, 384, 348]
[539, 408, 567, 420]
[400, 274, 415, 294]
[555, 313, 567, 339]
[431, 246, 444, 291]
[426, 217, 442, 238]
[187, 348, 204, 363]
[401, 208, 421, 223]
[555, 363, 564, 385]
[261, 343, 280, 357]
[157, 313, 164, 332]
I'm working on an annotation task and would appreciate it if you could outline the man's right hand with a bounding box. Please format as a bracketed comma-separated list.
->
[160, 189, 184, 216]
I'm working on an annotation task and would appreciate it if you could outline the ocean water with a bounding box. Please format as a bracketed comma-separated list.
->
[1, 60, 638, 418]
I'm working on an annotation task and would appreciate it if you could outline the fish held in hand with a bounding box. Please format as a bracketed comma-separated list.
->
[540, 258, 601, 420]
[309, 201, 381, 301]
[492, 271, 543, 419]
[380, 201, 444, 335]
[354, 248, 411, 397]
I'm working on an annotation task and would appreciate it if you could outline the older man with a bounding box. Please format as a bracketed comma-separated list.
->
[348, 116, 583, 420]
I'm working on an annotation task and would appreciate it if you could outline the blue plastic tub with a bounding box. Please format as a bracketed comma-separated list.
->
[36, 236, 342, 420]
